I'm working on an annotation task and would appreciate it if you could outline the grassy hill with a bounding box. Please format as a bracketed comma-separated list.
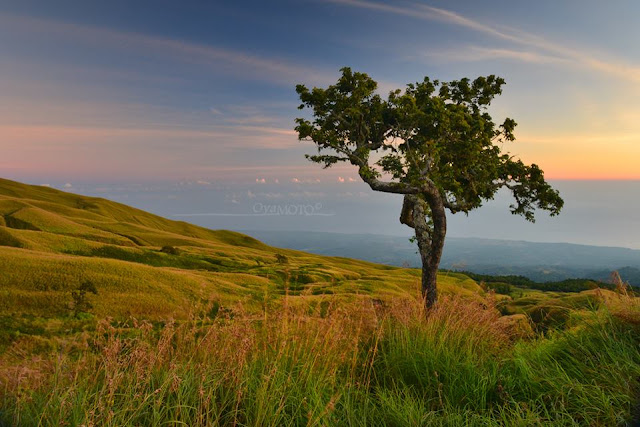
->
[0, 177, 487, 321]
[1, 178, 639, 426]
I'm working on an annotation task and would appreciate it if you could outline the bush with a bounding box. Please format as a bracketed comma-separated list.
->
[70, 281, 98, 318]
[275, 253, 289, 264]
[160, 245, 179, 255]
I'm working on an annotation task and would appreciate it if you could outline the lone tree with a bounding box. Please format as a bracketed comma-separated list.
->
[295, 68, 563, 309]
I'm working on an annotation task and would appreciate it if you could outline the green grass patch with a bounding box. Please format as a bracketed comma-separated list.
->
[0, 298, 638, 426]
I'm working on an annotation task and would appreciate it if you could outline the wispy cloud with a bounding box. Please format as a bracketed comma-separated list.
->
[421, 46, 568, 65]
[327, 0, 640, 82]
[518, 131, 640, 145]
[0, 124, 298, 150]
[0, 12, 338, 87]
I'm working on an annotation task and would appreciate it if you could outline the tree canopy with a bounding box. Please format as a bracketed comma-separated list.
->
[295, 67, 563, 222]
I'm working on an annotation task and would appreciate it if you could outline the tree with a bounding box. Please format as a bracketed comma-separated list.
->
[295, 68, 563, 309]
[71, 281, 98, 317]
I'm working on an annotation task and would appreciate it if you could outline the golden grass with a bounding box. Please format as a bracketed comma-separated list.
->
[0, 178, 492, 322]
[3, 292, 637, 425]
[0, 294, 507, 423]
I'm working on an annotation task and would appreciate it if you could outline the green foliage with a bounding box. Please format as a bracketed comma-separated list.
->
[484, 281, 512, 295]
[0, 316, 47, 350]
[295, 67, 563, 220]
[1, 300, 638, 426]
[70, 281, 98, 317]
[275, 253, 289, 264]
[460, 271, 612, 293]
[160, 245, 179, 255]
[295, 68, 563, 307]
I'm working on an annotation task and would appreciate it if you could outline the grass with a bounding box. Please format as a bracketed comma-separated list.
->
[1, 177, 639, 425]
[1, 295, 638, 426]
[0, 178, 439, 321]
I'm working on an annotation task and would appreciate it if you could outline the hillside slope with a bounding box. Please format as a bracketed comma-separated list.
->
[0, 178, 485, 319]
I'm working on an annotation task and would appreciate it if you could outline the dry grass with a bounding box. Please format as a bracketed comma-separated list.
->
[1, 178, 639, 425]
[0, 295, 502, 424]
[2, 293, 638, 425]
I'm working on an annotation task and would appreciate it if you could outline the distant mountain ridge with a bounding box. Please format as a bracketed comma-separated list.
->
[243, 230, 640, 285]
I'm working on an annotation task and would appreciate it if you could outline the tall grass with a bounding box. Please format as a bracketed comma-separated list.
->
[1, 294, 639, 426]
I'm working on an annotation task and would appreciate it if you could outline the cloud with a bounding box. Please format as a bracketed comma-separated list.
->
[327, 0, 640, 82]
[324, 0, 519, 42]
[420, 46, 568, 65]
[0, 12, 338, 87]
[291, 178, 322, 184]
[338, 176, 345, 182]
[222, 115, 276, 125]
[208, 105, 284, 125]
[256, 178, 266, 183]
[518, 131, 640, 145]
[288, 191, 326, 198]
[0, 124, 299, 151]
[64, 183, 72, 188]
[196, 180, 211, 185]
[348, 177, 357, 182]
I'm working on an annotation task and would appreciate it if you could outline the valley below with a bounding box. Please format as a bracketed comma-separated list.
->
[245, 230, 640, 285]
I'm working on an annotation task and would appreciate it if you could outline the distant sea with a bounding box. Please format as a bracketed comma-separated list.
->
[43, 179, 640, 250]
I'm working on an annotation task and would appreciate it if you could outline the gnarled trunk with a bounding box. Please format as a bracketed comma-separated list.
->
[400, 192, 447, 310]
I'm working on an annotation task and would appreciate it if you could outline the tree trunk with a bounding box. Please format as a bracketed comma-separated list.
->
[400, 193, 447, 310]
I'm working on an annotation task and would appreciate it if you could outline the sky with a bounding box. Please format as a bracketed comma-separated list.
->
[1, 1, 640, 247]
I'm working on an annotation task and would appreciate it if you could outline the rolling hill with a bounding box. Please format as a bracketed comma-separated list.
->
[0, 177, 486, 320]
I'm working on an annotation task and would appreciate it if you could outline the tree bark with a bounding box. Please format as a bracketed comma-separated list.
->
[400, 192, 447, 310]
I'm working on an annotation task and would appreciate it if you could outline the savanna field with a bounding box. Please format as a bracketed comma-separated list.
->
[0, 178, 639, 426]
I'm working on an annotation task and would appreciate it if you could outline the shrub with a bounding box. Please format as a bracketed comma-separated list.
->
[275, 253, 289, 264]
[160, 245, 179, 255]
[70, 281, 98, 317]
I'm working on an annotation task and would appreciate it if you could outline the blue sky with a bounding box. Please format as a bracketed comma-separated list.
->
[2, 0, 640, 182]
[1, 1, 640, 247]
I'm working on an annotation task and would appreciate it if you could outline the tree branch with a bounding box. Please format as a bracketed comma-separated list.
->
[359, 167, 420, 194]
[443, 199, 473, 213]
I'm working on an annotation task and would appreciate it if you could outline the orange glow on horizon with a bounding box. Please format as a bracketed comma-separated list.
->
[1, 124, 639, 181]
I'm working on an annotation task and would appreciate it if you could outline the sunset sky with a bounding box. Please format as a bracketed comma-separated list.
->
[2, 0, 640, 183]
[2, 1, 640, 248]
